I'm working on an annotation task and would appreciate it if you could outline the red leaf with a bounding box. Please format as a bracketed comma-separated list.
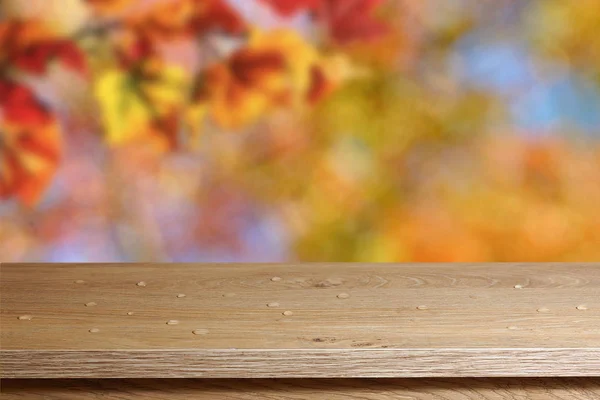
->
[12, 44, 55, 74]
[306, 65, 332, 103]
[258, 0, 388, 44]
[189, 0, 246, 35]
[315, 0, 389, 44]
[0, 21, 88, 76]
[228, 49, 286, 85]
[0, 80, 62, 206]
[317, 0, 387, 44]
[55, 41, 88, 75]
[12, 41, 87, 75]
[115, 32, 155, 68]
[0, 81, 52, 126]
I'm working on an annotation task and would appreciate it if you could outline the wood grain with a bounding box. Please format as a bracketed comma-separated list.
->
[2, 378, 600, 399]
[2, 263, 600, 378]
[3, 348, 600, 378]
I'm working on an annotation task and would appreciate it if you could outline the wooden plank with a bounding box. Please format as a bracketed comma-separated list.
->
[3, 348, 600, 378]
[1, 263, 600, 378]
[2, 378, 600, 399]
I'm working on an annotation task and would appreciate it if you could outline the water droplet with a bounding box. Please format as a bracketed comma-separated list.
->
[192, 329, 209, 335]
[267, 302, 280, 307]
[337, 293, 350, 299]
[576, 305, 588, 311]
[271, 277, 282, 282]
[507, 326, 518, 330]
[18, 315, 32, 321]
[537, 307, 550, 313]
[282, 311, 293, 316]
[514, 284, 523, 289]
[127, 312, 134, 316]
[416, 305, 428, 310]
[177, 294, 186, 298]
[166, 320, 179, 325]
[85, 302, 97, 307]
[89, 328, 100, 333]
[137, 281, 147, 287]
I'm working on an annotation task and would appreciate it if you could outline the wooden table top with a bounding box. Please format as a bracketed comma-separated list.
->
[1, 263, 599, 378]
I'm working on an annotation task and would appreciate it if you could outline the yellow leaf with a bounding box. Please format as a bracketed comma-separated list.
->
[94, 65, 188, 146]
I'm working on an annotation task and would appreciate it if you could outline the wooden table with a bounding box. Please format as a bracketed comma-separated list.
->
[1, 263, 599, 398]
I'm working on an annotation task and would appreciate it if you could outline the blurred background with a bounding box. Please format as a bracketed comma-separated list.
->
[1, 0, 599, 262]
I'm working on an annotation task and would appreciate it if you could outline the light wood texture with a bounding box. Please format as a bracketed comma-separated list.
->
[3, 348, 600, 378]
[2, 378, 600, 399]
[1, 263, 600, 378]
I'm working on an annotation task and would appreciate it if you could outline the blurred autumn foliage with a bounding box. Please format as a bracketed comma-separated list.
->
[1, 0, 599, 262]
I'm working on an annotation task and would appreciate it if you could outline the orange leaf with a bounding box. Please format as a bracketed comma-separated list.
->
[111, 0, 245, 44]
[192, 47, 288, 130]
[0, 80, 62, 206]
[84, 0, 136, 16]
[306, 65, 333, 104]
[191, 30, 339, 130]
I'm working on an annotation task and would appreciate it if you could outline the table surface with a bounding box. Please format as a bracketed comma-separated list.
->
[2, 263, 599, 378]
